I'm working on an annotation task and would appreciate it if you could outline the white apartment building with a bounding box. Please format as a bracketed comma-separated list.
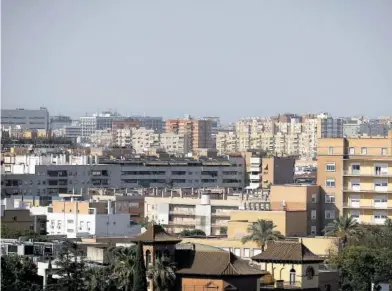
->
[159, 132, 191, 155]
[216, 131, 238, 154]
[80, 112, 124, 138]
[130, 127, 160, 153]
[145, 192, 246, 236]
[40, 200, 141, 238]
[90, 129, 113, 147]
[1, 108, 50, 130]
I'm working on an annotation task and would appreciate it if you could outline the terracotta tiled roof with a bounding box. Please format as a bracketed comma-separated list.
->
[130, 224, 182, 244]
[252, 241, 324, 263]
[176, 243, 265, 276]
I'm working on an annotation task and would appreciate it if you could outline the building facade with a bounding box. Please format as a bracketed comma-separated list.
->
[1, 108, 49, 130]
[317, 130, 392, 230]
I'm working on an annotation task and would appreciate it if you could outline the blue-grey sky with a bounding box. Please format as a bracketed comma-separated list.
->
[2, 1, 392, 122]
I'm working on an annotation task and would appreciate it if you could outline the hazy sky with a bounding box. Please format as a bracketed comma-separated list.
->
[2, 1, 392, 122]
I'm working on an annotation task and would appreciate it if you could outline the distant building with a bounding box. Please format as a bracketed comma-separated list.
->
[42, 199, 141, 238]
[166, 116, 214, 152]
[129, 115, 164, 133]
[80, 111, 124, 138]
[1, 108, 49, 130]
[50, 115, 72, 130]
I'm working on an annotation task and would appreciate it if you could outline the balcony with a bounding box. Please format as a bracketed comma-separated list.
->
[343, 170, 392, 177]
[249, 174, 261, 180]
[342, 202, 392, 209]
[343, 187, 392, 193]
[167, 221, 195, 227]
[169, 210, 196, 216]
[212, 212, 232, 217]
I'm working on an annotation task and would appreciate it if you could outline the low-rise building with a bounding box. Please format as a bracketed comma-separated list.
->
[42, 199, 141, 238]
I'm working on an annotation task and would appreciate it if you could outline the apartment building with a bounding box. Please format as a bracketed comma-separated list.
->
[1, 155, 246, 197]
[166, 117, 213, 152]
[1, 108, 50, 131]
[129, 115, 164, 133]
[80, 111, 124, 138]
[159, 132, 191, 155]
[317, 130, 392, 230]
[244, 150, 295, 190]
[216, 131, 238, 154]
[1, 198, 47, 235]
[42, 199, 141, 238]
[144, 191, 246, 235]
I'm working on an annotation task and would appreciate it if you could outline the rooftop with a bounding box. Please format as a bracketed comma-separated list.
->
[252, 241, 324, 263]
[130, 224, 182, 244]
[176, 243, 265, 276]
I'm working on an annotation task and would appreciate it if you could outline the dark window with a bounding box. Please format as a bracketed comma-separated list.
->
[306, 266, 315, 279]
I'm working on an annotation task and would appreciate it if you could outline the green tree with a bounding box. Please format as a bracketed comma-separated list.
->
[219, 226, 227, 235]
[49, 241, 86, 291]
[140, 216, 150, 228]
[109, 246, 137, 291]
[178, 229, 206, 236]
[1, 255, 42, 291]
[241, 219, 284, 251]
[84, 266, 116, 291]
[325, 215, 362, 249]
[132, 243, 147, 291]
[147, 256, 176, 291]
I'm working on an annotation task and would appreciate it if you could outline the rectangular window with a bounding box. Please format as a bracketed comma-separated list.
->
[243, 248, 250, 258]
[311, 210, 317, 220]
[361, 147, 367, 155]
[326, 178, 336, 188]
[325, 210, 336, 219]
[328, 147, 333, 155]
[311, 194, 317, 203]
[325, 163, 336, 172]
[374, 164, 388, 176]
[67, 220, 74, 224]
[351, 164, 360, 175]
[325, 194, 336, 203]
[381, 148, 387, 156]
[67, 229, 73, 233]
[233, 248, 241, 257]
[311, 226, 317, 235]
[349, 147, 355, 155]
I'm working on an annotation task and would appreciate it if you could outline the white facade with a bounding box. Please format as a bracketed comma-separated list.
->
[159, 132, 190, 155]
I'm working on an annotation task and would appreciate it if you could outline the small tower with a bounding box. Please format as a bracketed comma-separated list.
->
[130, 224, 182, 269]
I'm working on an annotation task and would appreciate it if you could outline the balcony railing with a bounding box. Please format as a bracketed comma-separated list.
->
[343, 170, 392, 177]
[343, 187, 392, 193]
[169, 210, 196, 216]
[342, 202, 392, 209]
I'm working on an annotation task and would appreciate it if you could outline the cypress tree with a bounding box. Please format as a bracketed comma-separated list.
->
[132, 242, 148, 291]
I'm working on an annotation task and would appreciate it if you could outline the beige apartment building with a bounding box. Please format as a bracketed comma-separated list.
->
[165, 117, 213, 152]
[216, 131, 238, 154]
[317, 130, 392, 229]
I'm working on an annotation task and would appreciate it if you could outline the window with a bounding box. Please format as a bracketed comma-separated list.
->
[252, 248, 262, 256]
[381, 148, 387, 156]
[325, 194, 336, 203]
[67, 229, 73, 233]
[311, 226, 317, 235]
[349, 147, 355, 155]
[67, 219, 74, 224]
[328, 147, 333, 155]
[311, 210, 317, 220]
[222, 247, 230, 252]
[311, 194, 317, 203]
[146, 250, 151, 268]
[374, 180, 388, 191]
[374, 164, 388, 176]
[290, 268, 296, 286]
[351, 164, 360, 174]
[233, 248, 241, 257]
[243, 248, 250, 258]
[326, 178, 336, 188]
[325, 210, 336, 219]
[325, 163, 336, 172]
[306, 266, 315, 280]
[361, 147, 367, 155]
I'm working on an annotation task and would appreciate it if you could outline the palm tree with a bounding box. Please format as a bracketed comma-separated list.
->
[109, 246, 137, 291]
[324, 215, 362, 249]
[241, 219, 284, 252]
[147, 256, 176, 291]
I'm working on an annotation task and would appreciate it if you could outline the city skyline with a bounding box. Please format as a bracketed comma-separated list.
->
[2, 1, 392, 122]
